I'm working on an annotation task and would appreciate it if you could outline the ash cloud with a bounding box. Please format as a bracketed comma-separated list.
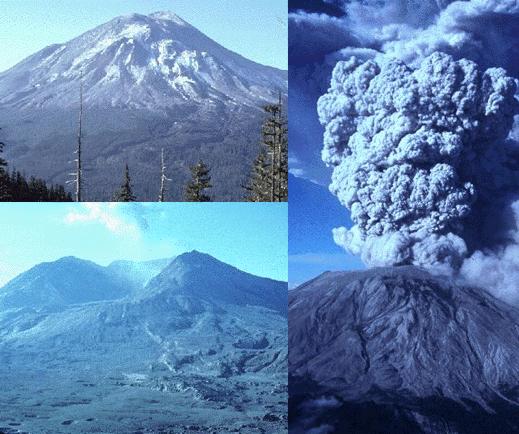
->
[319, 52, 518, 273]
[290, 0, 519, 82]
[460, 199, 519, 305]
[317, 0, 519, 75]
[291, 0, 519, 303]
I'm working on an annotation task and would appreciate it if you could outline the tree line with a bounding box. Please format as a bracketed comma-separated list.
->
[113, 98, 288, 202]
[0, 96, 287, 202]
[0, 131, 72, 201]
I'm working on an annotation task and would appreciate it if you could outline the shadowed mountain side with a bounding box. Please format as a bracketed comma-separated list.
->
[289, 266, 519, 433]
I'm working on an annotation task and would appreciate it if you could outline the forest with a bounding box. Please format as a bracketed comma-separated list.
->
[0, 99, 287, 203]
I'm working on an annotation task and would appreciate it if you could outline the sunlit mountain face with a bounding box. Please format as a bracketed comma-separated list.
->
[0, 12, 287, 201]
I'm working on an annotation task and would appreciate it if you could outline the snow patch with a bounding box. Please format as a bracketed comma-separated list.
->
[72, 38, 115, 68]
[48, 73, 60, 83]
[150, 11, 188, 26]
[71, 24, 149, 70]
[129, 64, 147, 84]
[120, 24, 151, 40]
[38, 45, 67, 67]
[105, 64, 120, 81]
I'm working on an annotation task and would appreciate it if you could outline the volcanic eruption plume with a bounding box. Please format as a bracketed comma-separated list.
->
[318, 52, 519, 276]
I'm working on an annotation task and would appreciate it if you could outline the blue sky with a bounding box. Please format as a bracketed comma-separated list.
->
[0, 203, 287, 286]
[289, 175, 363, 288]
[0, 0, 287, 72]
[288, 0, 364, 286]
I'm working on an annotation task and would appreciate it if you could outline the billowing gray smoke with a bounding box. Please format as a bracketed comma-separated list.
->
[318, 52, 518, 273]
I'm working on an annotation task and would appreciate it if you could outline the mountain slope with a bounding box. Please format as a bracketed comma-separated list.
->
[289, 266, 519, 434]
[0, 12, 287, 200]
[0, 256, 172, 310]
[0, 252, 287, 373]
[0, 256, 130, 310]
[142, 250, 288, 315]
[0, 11, 286, 110]
[0, 252, 288, 432]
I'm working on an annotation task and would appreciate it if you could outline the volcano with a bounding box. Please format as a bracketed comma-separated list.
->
[0, 12, 287, 200]
[289, 266, 519, 434]
[0, 252, 288, 433]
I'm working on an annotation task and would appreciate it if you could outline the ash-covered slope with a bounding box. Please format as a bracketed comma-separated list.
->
[0, 256, 171, 310]
[289, 266, 519, 434]
[142, 250, 288, 315]
[0, 252, 287, 375]
[0, 256, 130, 310]
[0, 252, 287, 432]
[0, 12, 287, 200]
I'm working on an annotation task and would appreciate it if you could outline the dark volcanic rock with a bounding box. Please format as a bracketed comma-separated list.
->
[289, 266, 519, 433]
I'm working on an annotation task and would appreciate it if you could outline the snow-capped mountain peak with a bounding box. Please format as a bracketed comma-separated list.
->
[0, 11, 286, 110]
[148, 10, 190, 25]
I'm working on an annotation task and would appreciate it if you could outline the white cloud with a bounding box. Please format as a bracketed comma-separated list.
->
[289, 153, 327, 185]
[289, 154, 309, 178]
[289, 167, 306, 177]
[64, 203, 141, 238]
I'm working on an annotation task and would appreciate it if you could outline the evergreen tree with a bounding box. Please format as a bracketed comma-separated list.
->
[278, 116, 288, 201]
[185, 160, 212, 202]
[13, 171, 28, 200]
[0, 132, 72, 201]
[54, 184, 72, 201]
[244, 150, 270, 202]
[112, 164, 136, 202]
[245, 95, 288, 202]
[0, 129, 11, 200]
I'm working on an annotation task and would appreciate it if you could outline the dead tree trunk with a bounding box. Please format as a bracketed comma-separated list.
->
[76, 73, 83, 202]
[158, 148, 170, 202]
